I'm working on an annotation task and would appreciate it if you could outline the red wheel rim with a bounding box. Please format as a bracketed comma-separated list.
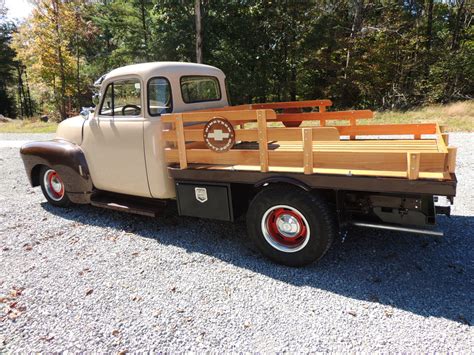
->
[44, 169, 65, 201]
[261, 205, 310, 253]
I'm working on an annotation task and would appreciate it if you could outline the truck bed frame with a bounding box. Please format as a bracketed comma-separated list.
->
[162, 100, 457, 184]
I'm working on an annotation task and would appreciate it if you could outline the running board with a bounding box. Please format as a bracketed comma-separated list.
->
[351, 221, 444, 237]
[90, 192, 166, 217]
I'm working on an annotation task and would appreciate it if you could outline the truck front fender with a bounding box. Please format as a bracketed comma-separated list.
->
[20, 139, 93, 204]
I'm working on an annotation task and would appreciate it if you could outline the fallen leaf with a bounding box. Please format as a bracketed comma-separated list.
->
[243, 321, 251, 328]
[9, 287, 23, 297]
[85, 289, 93, 296]
[131, 252, 139, 257]
[348, 310, 357, 317]
[112, 329, 120, 336]
[385, 309, 394, 318]
[39, 335, 54, 341]
[170, 286, 177, 292]
[23, 244, 32, 251]
[118, 350, 127, 355]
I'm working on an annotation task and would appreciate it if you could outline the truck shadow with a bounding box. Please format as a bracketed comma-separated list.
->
[42, 202, 473, 325]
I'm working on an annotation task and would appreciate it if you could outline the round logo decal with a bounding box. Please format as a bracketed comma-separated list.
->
[203, 117, 235, 153]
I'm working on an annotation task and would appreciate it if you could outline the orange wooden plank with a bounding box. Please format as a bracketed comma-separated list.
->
[335, 123, 437, 136]
[175, 114, 187, 169]
[257, 110, 269, 172]
[276, 110, 373, 122]
[407, 152, 421, 180]
[303, 128, 313, 174]
[249, 100, 332, 110]
[161, 109, 277, 123]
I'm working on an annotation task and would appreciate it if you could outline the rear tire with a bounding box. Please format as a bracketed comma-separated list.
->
[246, 185, 336, 267]
[39, 166, 71, 207]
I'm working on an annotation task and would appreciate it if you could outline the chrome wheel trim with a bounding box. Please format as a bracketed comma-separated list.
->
[43, 169, 65, 201]
[261, 204, 311, 253]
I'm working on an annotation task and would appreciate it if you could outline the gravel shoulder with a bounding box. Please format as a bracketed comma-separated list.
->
[0, 133, 473, 352]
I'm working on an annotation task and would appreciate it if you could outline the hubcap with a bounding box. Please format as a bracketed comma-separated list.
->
[261, 205, 310, 253]
[43, 169, 65, 201]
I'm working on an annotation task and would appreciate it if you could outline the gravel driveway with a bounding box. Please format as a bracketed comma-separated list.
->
[0, 132, 473, 352]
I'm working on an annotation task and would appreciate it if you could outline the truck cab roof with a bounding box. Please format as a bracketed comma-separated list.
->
[100, 61, 229, 113]
[104, 61, 226, 82]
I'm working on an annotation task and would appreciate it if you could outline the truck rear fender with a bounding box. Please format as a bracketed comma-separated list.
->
[254, 176, 311, 192]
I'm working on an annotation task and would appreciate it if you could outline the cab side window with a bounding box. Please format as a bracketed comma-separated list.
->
[99, 79, 142, 117]
[148, 77, 172, 116]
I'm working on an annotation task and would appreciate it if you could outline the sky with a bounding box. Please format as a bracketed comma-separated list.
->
[2, 0, 34, 21]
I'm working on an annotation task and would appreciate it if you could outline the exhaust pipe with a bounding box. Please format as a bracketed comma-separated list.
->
[351, 221, 444, 237]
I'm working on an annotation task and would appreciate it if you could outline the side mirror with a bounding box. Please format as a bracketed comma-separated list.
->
[92, 93, 100, 106]
[80, 107, 94, 120]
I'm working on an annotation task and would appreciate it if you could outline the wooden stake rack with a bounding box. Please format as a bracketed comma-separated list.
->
[161, 100, 457, 181]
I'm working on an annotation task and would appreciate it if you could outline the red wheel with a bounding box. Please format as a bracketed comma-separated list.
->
[246, 185, 336, 266]
[262, 205, 310, 252]
[39, 166, 71, 207]
[43, 169, 65, 201]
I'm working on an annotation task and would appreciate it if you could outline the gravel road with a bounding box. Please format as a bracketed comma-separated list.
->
[0, 132, 473, 352]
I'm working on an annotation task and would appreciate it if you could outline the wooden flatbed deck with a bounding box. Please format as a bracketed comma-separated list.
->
[162, 100, 457, 182]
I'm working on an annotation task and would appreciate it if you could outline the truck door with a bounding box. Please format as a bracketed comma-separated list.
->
[81, 77, 151, 197]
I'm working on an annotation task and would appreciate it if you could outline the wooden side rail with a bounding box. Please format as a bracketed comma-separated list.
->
[192, 99, 333, 112]
[162, 107, 454, 180]
[161, 109, 277, 123]
[163, 126, 340, 142]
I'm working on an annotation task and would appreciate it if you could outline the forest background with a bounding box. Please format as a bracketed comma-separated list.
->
[0, 0, 472, 122]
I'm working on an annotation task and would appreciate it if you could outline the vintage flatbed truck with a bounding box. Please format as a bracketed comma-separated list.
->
[20, 62, 458, 266]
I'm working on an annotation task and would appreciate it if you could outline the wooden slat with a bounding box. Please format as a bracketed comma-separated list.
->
[276, 110, 373, 122]
[161, 109, 277, 123]
[257, 110, 269, 172]
[163, 126, 340, 142]
[188, 164, 448, 180]
[303, 128, 313, 174]
[435, 124, 448, 153]
[442, 133, 449, 145]
[336, 123, 437, 136]
[175, 114, 187, 169]
[249, 100, 332, 110]
[163, 123, 437, 142]
[407, 152, 421, 180]
[165, 149, 446, 173]
[192, 100, 333, 112]
[447, 147, 457, 173]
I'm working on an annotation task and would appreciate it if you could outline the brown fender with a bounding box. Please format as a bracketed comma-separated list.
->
[20, 139, 93, 204]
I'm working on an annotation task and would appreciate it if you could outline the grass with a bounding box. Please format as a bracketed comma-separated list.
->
[370, 101, 474, 132]
[0, 118, 59, 133]
[0, 101, 472, 133]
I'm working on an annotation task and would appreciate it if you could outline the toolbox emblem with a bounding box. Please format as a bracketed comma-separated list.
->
[195, 187, 208, 203]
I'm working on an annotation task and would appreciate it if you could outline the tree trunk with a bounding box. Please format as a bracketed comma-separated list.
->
[52, 0, 67, 120]
[344, 0, 365, 79]
[195, 0, 203, 63]
[139, 0, 149, 60]
[451, 0, 465, 51]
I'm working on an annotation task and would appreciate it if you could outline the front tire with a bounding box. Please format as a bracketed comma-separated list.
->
[246, 185, 336, 267]
[39, 166, 71, 207]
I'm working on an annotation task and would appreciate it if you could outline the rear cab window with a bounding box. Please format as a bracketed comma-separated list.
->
[180, 76, 221, 103]
[99, 78, 142, 117]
